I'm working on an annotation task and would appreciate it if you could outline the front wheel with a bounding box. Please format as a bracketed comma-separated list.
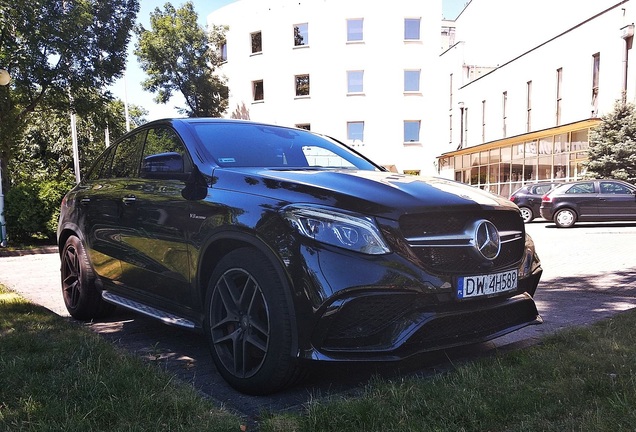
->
[554, 208, 577, 228]
[60, 235, 115, 320]
[204, 247, 302, 395]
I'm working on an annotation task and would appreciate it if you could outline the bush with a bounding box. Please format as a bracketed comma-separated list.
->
[4, 180, 72, 243]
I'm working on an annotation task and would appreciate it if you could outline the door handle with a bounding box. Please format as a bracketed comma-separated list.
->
[80, 198, 91, 205]
[122, 195, 136, 205]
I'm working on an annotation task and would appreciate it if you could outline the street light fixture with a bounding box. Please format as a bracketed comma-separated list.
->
[0, 69, 10, 86]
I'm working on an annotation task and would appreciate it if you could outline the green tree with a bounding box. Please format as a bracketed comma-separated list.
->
[0, 0, 140, 191]
[585, 100, 636, 184]
[11, 97, 147, 185]
[134, 1, 229, 117]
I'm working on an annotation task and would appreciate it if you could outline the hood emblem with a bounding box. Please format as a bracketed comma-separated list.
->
[473, 220, 501, 260]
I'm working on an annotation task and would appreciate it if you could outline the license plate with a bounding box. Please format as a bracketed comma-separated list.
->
[457, 270, 518, 299]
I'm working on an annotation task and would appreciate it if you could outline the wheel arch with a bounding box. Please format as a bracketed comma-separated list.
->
[196, 230, 299, 356]
[57, 223, 84, 256]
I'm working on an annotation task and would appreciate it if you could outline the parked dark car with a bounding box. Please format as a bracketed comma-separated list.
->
[58, 119, 543, 394]
[540, 179, 636, 228]
[509, 182, 563, 223]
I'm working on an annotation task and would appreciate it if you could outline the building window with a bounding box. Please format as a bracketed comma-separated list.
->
[481, 100, 486, 143]
[449, 73, 453, 110]
[404, 120, 420, 143]
[219, 41, 227, 62]
[294, 23, 309, 47]
[251, 31, 262, 54]
[252, 80, 264, 102]
[404, 70, 420, 92]
[347, 121, 364, 142]
[556, 68, 563, 125]
[296, 123, 310, 130]
[347, 70, 364, 93]
[347, 18, 363, 42]
[592, 53, 600, 116]
[404, 18, 421, 40]
[526, 80, 532, 132]
[502, 91, 508, 137]
[295, 74, 310, 97]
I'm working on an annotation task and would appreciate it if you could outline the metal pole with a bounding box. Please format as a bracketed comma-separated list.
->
[70, 112, 81, 184]
[0, 159, 7, 247]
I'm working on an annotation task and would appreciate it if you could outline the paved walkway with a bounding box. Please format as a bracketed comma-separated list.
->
[1, 222, 636, 419]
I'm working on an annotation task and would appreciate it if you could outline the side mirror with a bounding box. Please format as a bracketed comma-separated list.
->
[141, 152, 187, 180]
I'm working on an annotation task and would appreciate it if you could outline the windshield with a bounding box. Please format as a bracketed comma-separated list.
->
[191, 122, 380, 170]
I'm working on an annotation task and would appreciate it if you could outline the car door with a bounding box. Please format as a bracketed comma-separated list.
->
[597, 181, 636, 219]
[117, 126, 195, 310]
[564, 181, 599, 218]
[78, 135, 144, 283]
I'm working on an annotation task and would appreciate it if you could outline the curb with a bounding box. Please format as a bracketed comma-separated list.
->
[0, 246, 58, 257]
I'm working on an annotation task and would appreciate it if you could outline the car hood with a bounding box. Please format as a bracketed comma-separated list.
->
[212, 168, 517, 220]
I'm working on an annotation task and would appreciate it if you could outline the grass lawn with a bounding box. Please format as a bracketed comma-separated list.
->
[2, 283, 636, 431]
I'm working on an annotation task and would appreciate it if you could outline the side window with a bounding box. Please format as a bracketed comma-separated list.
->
[566, 182, 595, 194]
[140, 127, 190, 178]
[601, 182, 632, 194]
[109, 133, 145, 178]
[85, 146, 115, 181]
[534, 184, 553, 195]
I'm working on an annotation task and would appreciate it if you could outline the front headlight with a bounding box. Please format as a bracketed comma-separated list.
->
[283, 205, 391, 255]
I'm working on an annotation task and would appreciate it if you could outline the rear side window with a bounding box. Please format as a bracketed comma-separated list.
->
[600, 182, 633, 194]
[566, 182, 595, 194]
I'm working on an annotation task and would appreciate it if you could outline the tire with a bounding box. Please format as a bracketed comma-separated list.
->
[204, 247, 302, 395]
[554, 208, 577, 228]
[60, 235, 116, 320]
[519, 206, 534, 223]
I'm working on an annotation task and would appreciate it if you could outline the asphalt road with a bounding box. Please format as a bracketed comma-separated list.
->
[2, 221, 636, 422]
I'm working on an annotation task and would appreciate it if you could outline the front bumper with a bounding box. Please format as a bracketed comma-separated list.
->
[305, 268, 542, 361]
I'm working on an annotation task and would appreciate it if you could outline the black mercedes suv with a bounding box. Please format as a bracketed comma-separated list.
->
[57, 118, 543, 394]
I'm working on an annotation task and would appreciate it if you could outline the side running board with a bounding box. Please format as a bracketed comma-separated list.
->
[102, 290, 196, 329]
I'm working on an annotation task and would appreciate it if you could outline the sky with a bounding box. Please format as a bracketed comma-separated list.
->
[109, 0, 469, 123]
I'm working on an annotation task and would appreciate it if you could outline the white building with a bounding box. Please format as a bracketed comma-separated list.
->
[437, 0, 636, 197]
[209, 0, 636, 190]
[208, 0, 443, 175]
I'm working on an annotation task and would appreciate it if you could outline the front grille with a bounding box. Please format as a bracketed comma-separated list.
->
[399, 210, 525, 274]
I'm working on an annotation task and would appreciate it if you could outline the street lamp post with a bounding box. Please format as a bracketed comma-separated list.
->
[0, 68, 11, 247]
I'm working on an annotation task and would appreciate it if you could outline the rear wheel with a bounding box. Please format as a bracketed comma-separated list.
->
[204, 247, 302, 395]
[554, 208, 577, 228]
[519, 206, 534, 223]
[61, 235, 115, 320]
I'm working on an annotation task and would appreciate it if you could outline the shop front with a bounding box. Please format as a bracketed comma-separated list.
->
[437, 119, 600, 198]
